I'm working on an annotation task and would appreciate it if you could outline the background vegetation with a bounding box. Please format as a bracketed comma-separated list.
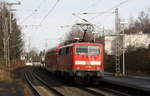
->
[0, 5, 24, 67]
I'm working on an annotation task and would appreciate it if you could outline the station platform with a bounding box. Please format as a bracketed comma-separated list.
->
[103, 72, 150, 92]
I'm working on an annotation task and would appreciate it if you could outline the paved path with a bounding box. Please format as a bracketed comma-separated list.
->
[104, 72, 150, 91]
[0, 81, 24, 96]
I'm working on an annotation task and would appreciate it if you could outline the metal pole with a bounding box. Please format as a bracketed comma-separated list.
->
[115, 8, 122, 77]
[120, 21, 128, 76]
[122, 27, 125, 76]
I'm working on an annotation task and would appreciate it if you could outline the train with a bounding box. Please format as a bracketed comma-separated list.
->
[45, 41, 104, 83]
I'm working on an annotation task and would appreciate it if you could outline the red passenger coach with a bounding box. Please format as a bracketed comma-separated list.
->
[45, 42, 104, 83]
[45, 47, 59, 72]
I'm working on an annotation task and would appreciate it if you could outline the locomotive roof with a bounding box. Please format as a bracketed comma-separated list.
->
[60, 42, 103, 48]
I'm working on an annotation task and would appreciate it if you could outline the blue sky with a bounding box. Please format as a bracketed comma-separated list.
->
[6, 0, 150, 52]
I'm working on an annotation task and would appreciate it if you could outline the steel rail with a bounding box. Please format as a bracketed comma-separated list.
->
[33, 67, 129, 96]
[31, 67, 150, 96]
[24, 72, 41, 96]
[25, 71, 64, 96]
[32, 72, 64, 96]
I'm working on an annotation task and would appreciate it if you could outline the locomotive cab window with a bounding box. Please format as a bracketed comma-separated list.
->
[59, 47, 70, 55]
[66, 47, 69, 55]
[76, 45, 100, 55]
[58, 49, 62, 55]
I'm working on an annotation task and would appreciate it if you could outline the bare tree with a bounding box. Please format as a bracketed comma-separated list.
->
[0, 5, 24, 66]
[64, 23, 106, 43]
[125, 11, 150, 34]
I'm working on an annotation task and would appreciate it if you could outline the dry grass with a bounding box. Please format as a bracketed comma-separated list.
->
[0, 68, 11, 81]
[24, 84, 33, 96]
[0, 65, 33, 96]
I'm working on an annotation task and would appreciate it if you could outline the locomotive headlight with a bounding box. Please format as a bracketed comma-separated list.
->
[77, 67, 80, 69]
[75, 61, 86, 65]
[90, 61, 101, 65]
[97, 67, 100, 69]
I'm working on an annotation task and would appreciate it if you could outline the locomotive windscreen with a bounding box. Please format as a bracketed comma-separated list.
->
[76, 45, 100, 55]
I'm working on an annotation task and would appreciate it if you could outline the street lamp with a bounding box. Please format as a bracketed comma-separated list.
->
[120, 21, 128, 76]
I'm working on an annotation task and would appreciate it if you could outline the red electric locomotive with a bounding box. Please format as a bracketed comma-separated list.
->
[45, 42, 104, 83]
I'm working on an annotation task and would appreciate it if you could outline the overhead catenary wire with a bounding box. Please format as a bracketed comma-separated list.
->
[78, 0, 102, 13]
[20, 9, 38, 24]
[72, 13, 89, 23]
[90, 0, 129, 20]
[28, 0, 60, 47]
[20, 0, 43, 24]
[72, 0, 129, 26]
[38, 0, 60, 26]
[95, 12, 114, 24]
[72, 0, 102, 24]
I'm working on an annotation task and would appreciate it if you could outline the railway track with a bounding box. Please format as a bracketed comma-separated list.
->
[24, 71, 64, 96]
[26, 67, 150, 96]
[33, 68, 112, 96]
[34, 67, 132, 96]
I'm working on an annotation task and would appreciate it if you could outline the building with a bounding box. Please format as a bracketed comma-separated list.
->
[105, 34, 150, 55]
